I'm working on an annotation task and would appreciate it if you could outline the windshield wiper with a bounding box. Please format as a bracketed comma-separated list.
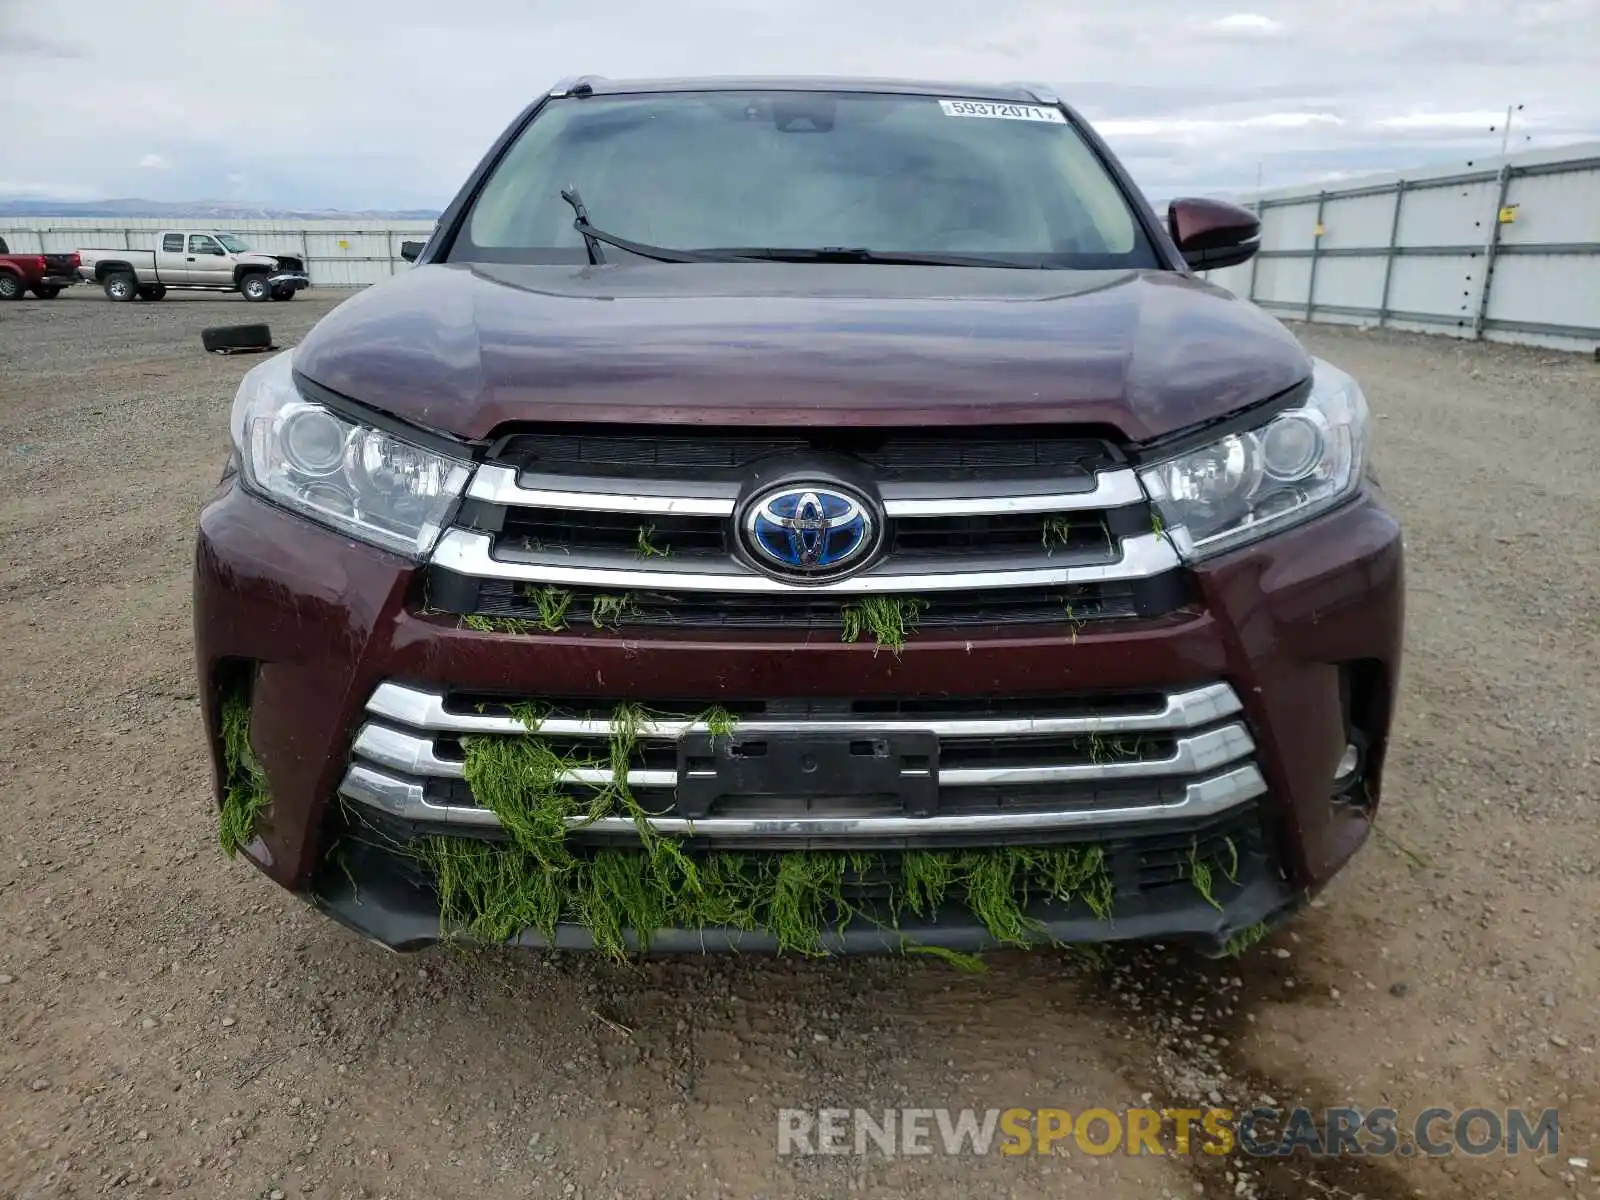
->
[559, 188, 741, 265]
[550, 201, 1035, 269]
[559, 187, 606, 265]
[699, 246, 1043, 269]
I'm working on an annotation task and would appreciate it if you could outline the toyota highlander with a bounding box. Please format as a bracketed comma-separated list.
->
[193, 77, 1404, 958]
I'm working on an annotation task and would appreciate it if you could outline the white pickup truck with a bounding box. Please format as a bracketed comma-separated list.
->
[76, 230, 310, 302]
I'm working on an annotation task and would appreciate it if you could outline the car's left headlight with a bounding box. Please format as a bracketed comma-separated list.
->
[1139, 357, 1370, 561]
[228, 350, 472, 558]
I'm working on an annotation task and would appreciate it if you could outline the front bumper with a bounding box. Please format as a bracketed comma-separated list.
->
[316, 831, 1304, 956]
[194, 480, 1403, 952]
[267, 272, 310, 291]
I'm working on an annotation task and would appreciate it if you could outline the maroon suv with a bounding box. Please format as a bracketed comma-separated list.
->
[194, 78, 1403, 957]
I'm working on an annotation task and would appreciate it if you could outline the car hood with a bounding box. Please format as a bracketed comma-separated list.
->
[293, 261, 1311, 442]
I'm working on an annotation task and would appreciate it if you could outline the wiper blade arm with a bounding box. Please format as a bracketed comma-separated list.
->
[558, 187, 605, 265]
[559, 188, 739, 265]
[548, 207, 1037, 270]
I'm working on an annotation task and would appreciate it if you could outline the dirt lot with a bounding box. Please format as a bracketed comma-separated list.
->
[1, 288, 1597, 1200]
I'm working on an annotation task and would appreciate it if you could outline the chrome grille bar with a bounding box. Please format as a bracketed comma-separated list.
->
[464, 463, 1145, 518]
[340, 679, 1260, 841]
[339, 761, 1268, 836]
[365, 681, 1243, 739]
[430, 528, 1179, 592]
[350, 721, 1256, 786]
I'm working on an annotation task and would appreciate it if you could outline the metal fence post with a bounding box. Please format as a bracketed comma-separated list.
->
[1377, 180, 1406, 328]
[1303, 193, 1327, 322]
[1246, 201, 1262, 301]
[1472, 165, 1515, 340]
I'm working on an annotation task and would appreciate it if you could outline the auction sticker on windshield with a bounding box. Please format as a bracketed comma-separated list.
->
[938, 100, 1065, 123]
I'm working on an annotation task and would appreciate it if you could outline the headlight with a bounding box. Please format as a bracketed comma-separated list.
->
[1139, 358, 1369, 560]
[228, 350, 472, 558]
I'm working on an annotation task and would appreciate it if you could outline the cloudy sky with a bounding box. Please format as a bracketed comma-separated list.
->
[1, 0, 1596, 210]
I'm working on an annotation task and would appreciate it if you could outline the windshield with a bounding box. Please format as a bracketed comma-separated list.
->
[215, 234, 250, 253]
[455, 91, 1157, 269]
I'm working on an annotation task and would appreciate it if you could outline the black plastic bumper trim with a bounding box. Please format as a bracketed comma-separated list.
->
[308, 843, 1297, 957]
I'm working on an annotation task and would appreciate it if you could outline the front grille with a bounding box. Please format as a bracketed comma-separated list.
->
[424, 423, 1186, 633]
[499, 508, 729, 557]
[462, 577, 1182, 630]
[490, 506, 1116, 560]
[338, 680, 1264, 848]
[492, 426, 1120, 483]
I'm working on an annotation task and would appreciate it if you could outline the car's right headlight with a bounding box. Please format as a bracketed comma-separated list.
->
[228, 350, 472, 558]
[1139, 357, 1370, 561]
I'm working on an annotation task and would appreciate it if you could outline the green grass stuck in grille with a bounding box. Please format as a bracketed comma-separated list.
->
[410, 704, 1123, 960]
[218, 689, 270, 856]
[420, 835, 1116, 962]
[840, 596, 928, 654]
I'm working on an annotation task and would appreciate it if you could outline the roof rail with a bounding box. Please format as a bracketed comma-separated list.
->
[548, 75, 606, 98]
[1010, 82, 1061, 105]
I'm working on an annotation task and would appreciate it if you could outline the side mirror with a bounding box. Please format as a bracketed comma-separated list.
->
[1167, 197, 1261, 271]
[400, 240, 426, 263]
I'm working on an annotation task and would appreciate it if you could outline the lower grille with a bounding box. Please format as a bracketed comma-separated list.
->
[457, 575, 1188, 630]
[343, 800, 1268, 907]
[338, 681, 1264, 847]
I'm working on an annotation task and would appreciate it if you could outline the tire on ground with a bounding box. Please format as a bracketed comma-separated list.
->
[137, 284, 167, 301]
[239, 273, 272, 302]
[0, 273, 23, 301]
[32, 285, 62, 300]
[201, 324, 274, 354]
[269, 287, 297, 301]
[104, 272, 137, 302]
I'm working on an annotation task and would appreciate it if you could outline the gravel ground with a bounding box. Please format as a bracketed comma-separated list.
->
[1, 287, 1597, 1200]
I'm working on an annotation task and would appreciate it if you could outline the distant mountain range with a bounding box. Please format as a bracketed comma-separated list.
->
[0, 198, 440, 221]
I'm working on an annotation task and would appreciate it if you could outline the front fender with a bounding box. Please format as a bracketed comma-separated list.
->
[233, 263, 274, 287]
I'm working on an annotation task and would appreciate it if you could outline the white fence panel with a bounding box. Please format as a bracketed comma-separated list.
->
[1258, 202, 1319, 253]
[1386, 255, 1480, 329]
[1318, 192, 1395, 250]
[1251, 257, 1312, 308]
[1310, 256, 1386, 311]
[1203, 141, 1600, 352]
[1500, 169, 1600, 246]
[1395, 182, 1498, 248]
[1487, 253, 1600, 339]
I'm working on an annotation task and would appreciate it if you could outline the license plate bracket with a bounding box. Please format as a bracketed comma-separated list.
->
[674, 731, 940, 820]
